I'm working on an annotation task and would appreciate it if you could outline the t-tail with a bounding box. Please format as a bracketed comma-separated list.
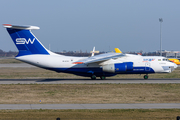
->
[3, 24, 52, 57]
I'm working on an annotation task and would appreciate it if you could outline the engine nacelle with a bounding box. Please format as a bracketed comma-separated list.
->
[102, 62, 133, 73]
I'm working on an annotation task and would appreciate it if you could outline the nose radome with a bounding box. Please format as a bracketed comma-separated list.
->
[174, 63, 178, 69]
[170, 63, 178, 73]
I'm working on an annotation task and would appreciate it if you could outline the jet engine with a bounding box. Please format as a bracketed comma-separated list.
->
[102, 62, 133, 73]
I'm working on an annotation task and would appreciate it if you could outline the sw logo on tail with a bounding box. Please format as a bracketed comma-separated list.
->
[3, 24, 178, 80]
[16, 38, 35, 44]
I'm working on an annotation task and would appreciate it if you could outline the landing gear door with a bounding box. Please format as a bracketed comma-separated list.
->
[145, 62, 151, 71]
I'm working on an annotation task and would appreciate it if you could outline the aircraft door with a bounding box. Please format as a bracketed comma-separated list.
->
[145, 62, 151, 71]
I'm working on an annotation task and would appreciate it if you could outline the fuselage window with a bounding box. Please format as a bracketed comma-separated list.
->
[62, 60, 69, 62]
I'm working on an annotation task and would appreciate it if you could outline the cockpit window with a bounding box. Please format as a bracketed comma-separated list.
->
[167, 59, 171, 62]
[163, 59, 166, 61]
[158, 58, 171, 62]
[162, 58, 171, 62]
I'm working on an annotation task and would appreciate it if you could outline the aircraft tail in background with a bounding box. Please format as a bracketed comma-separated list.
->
[91, 46, 95, 57]
[114, 48, 122, 53]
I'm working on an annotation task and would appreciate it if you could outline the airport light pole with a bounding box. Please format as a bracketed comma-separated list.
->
[159, 18, 163, 56]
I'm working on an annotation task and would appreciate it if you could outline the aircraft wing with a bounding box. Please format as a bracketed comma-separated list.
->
[73, 52, 125, 64]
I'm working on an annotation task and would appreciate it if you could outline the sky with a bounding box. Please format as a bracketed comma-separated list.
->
[0, 0, 180, 53]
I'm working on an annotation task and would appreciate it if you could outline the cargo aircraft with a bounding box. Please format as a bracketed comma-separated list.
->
[168, 58, 180, 65]
[3, 24, 177, 79]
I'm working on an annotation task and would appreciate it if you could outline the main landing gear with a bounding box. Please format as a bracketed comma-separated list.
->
[144, 74, 148, 79]
[90, 75, 106, 80]
[91, 75, 96, 80]
[100, 76, 106, 80]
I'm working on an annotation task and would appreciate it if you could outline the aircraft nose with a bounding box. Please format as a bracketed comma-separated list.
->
[174, 63, 178, 69]
[170, 63, 178, 72]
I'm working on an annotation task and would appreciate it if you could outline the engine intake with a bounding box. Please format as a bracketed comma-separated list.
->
[102, 62, 133, 73]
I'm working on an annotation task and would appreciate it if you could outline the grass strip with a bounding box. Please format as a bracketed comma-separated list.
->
[0, 84, 180, 104]
[0, 109, 180, 120]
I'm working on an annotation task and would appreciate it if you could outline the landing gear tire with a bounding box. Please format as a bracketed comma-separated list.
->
[91, 75, 96, 80]
[144, 75, 148, 79]
[100, 76, 106, 80]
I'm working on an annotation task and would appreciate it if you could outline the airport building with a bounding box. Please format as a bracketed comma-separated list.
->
[156, 50, 180, 58]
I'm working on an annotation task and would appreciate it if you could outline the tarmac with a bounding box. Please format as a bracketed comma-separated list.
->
[0, 103, 180, 110]
[0, 78, 180, 84]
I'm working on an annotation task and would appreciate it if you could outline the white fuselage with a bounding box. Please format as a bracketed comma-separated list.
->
[15, 53, 177, 77]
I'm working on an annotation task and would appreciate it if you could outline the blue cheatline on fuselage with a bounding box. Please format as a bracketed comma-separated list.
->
[7, 28, 49, 56]
[44, 66, 155, 77]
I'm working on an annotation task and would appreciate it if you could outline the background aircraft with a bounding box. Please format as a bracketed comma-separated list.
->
[3, 24, 177, 79]
[168, 58, 180, 65]
[91, 47, 95, 57]
[114, 48, 122, 53]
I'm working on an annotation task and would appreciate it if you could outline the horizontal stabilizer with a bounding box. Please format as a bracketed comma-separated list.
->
[3, 24, 40, 30]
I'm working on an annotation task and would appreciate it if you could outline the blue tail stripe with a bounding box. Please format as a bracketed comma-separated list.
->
[7, 28, 49, 56]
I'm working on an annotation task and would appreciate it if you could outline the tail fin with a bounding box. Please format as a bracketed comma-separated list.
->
[91, 46, 95, 57]
[114, 48, 122, 53]
[3, 24, 50, 57]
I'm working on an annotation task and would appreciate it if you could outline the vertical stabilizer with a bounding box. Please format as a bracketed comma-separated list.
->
[91, 46, 95, 57]
[115, 48, 122, 53]
[3, 24, 50, 57]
